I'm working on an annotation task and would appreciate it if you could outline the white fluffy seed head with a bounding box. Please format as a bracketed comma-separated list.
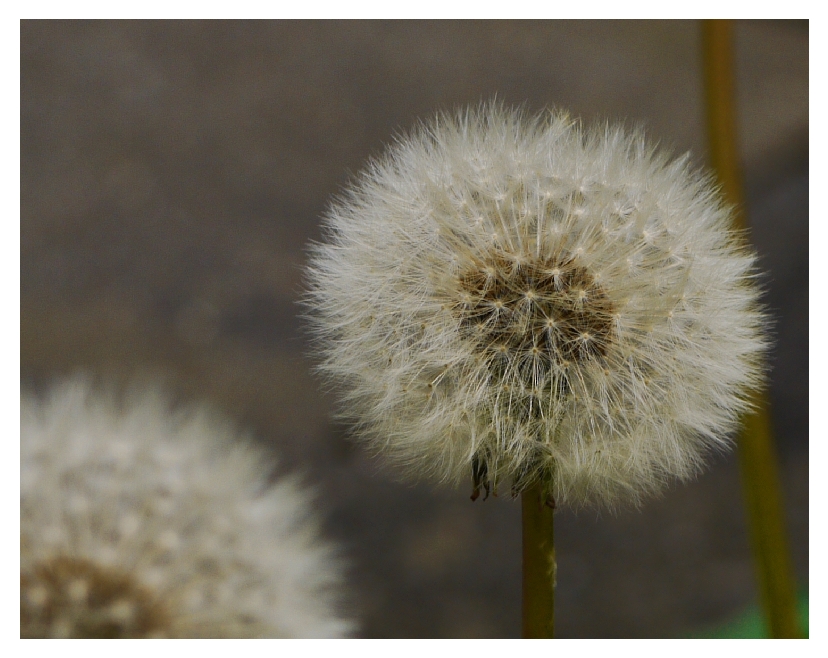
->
[20, 377, 354, 638]
[306, 103, 768, 509]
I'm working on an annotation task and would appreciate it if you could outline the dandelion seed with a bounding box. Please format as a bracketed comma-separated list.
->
[306, 103, 767, 508]
[20, 377, 353, 638]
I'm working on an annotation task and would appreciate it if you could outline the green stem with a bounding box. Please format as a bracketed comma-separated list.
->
[522, 485, 556, 638]
[701, 19, 801, 639]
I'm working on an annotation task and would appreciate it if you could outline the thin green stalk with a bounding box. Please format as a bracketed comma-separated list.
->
[522, 485, 556, 638]
[701, 18, 801, 639]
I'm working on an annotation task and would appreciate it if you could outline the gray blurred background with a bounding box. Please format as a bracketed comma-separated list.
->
[20, 20, 808, 638]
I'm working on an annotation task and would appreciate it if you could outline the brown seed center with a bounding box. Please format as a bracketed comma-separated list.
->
[21, 556, 171, 638]
[456, 250, 615, 366]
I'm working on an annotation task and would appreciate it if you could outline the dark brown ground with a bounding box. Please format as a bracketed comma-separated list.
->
[21, 20, 808, 638]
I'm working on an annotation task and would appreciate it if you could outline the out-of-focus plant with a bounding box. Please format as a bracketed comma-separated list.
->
[702, 18, 802, 639]
[21, 376, 354, 638]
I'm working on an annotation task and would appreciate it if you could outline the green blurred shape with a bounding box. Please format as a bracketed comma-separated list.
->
[691, 590, 808, 638]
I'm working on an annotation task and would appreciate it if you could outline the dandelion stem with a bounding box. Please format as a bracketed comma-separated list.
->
[521, 485, 555, 638]
[702, 18, 801, 639]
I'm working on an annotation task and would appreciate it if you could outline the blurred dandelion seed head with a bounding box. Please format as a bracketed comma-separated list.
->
[20, 377, 353, 638]
[306, 103, 767, 508]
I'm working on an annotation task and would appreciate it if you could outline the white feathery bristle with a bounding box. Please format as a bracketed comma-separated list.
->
[306, 102, 767, 508]
[20, 376, 354, 638]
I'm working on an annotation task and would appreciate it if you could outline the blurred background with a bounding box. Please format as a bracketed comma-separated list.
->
[20, 20, 808, 638]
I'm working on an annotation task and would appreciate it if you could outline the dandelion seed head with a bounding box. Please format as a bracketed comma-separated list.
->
[21, 377, 353, 637]
[306, 103, 767, 508]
